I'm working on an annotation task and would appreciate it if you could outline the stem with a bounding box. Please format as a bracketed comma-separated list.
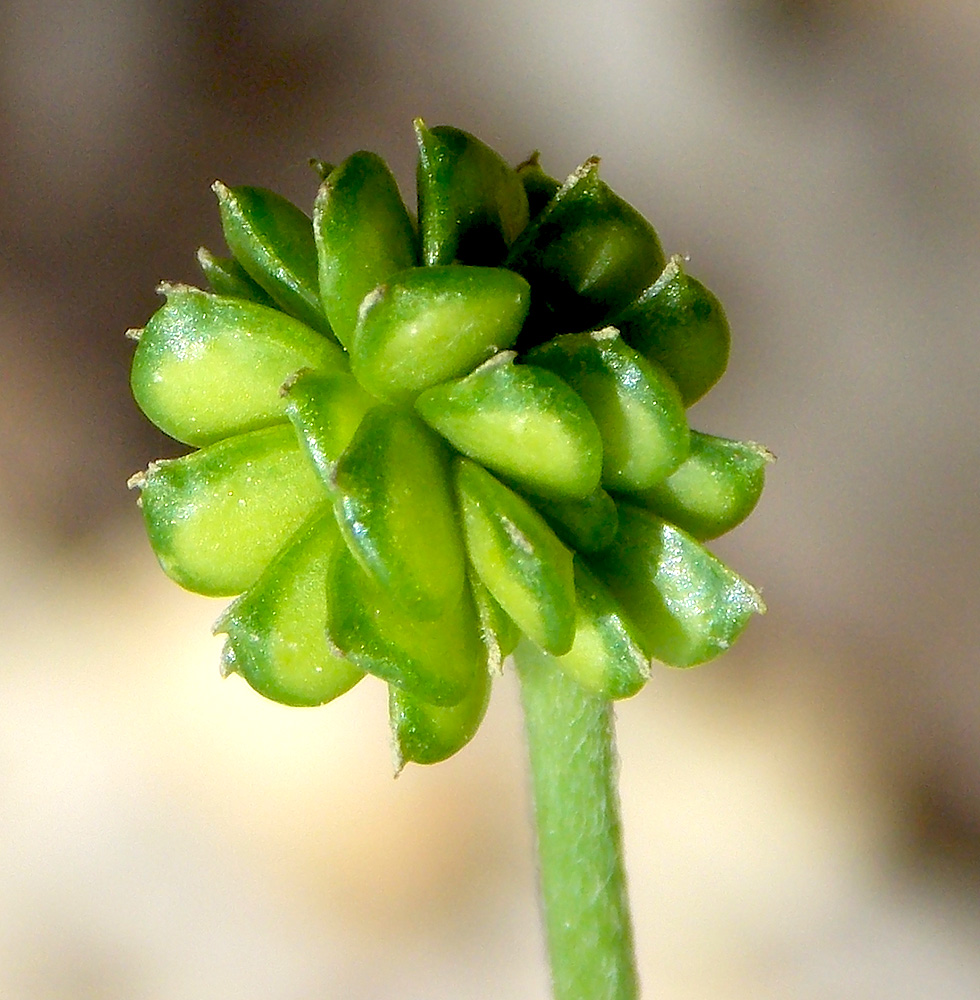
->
[514, 639, 640, 1000]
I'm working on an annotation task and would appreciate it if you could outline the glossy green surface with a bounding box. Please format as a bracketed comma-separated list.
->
[196, 247, 276, 305]
[589, 504, 765, 668]
[553, 560, 650, 700]
[131, 285, 344, 446]
[283, 368, 377, 486]
[415, 354, 603, 499]
[333, 407, 465, 619]
[389, 659, 491, 767]
[530, 487, 620, 555]
[214, 510, 363, 706]
[455, 458, 576, 655]
[134, 424, 326, 597]
[326, 544, 484, 706]
[630, 431, 772, 540]
[612, 255, 730, 406]
[214, 181, 332, 337]
[314, 151, 418, 348]
[507, 158, 665, 339]
[416, 121, 529, 266]
[527, 328, 690, 492]
[350, 264, 530, 401]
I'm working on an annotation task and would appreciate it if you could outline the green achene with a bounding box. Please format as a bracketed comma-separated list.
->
[416, 353, 603, 500]
[350, 264, 530, 401]
[526, 328, 690, 492]
[213, 181, 332, 337]
[314, 150, 418, 349]
[131, 284, 345, 446]
[455, 457, 578, 656]
[214, 510, 363, 707]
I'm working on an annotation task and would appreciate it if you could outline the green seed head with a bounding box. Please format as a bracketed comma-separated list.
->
[129, 122, 769, 767]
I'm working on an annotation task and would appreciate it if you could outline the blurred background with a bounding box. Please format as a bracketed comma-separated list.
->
[2, 0, 979, 996]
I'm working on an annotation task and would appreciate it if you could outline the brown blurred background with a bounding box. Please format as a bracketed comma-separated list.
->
[2, 0, 980, 996]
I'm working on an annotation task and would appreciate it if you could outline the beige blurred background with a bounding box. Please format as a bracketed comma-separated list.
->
[2, 0, 980, 996]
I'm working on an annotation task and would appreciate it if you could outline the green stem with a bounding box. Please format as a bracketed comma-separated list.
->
[514, 639, 640, 1000]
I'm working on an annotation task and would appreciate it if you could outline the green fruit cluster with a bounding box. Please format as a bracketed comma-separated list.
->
[128, 122, 770, 768]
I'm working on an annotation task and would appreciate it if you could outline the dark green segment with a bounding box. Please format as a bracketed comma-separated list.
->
[333, 407, 465, 620]
[389, 660, 491, 767]
[612, 255, 730, 406]
[526, 328, 690, 492]
[415, 355, 603, 500]
[588, 504, 765, 668]
[326, 544, 484, 706]
[553, 559, 650, 700]
[350, 264, 530, 401]
[628, 431, 772, 540]
[415, 120, 529, 266]
[213, 181, 332, 337]
[507, 158, 665, 341]
[134, 424, 326, 597]
[455, 458, 577, 656]
[196, 247, 276, 305]
[530, 486, 620, 555]
[214, 510, 363, 707]
[131, 285, 345, 447]
[314, 151, 418, 348]
[516, 153, 560, 219]
[283, 368, 377, 487]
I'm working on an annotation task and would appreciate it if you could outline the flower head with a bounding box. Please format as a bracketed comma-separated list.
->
[129, 122, 769, 767]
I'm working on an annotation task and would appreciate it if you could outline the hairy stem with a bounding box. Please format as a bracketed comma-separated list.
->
[514, 639, 639, 1000]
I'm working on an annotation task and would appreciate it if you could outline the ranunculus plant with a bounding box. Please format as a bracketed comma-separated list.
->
[129, 122, 769, 1000]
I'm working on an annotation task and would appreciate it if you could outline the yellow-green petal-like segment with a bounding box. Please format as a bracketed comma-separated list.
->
[455, 458, 576, 656]
[132, 424, 327, 597]
[196, 247, 276, 306]
[611, 255, 730, 407]
[530, 486, 620, 555]
[389, 662, 492, 768]
[506, 158, 665, 341]
[629, 431, 773, 540]
[552, 559, 650, 700]
[415, 353, 603, 500]
[131, 285, 346, 446]
[213, 509, 363, 707]
[588, 504, 765, 668]
[283, 368, 377, 487]
[326, 545, 484, 706]
[416, 120, 530, 266]
[213, 181, 332, 337]
[350, 264, 530, 402]
[526, 327, 690, 492]
[314, 151, 418, 349]
[333, 406, 465, 620]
